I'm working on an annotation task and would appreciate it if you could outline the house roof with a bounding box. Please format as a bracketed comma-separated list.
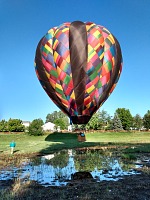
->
[42, 122, 55, 126]
[42, 122, 55, 128]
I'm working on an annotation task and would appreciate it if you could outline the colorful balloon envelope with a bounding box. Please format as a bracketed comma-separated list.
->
[35, 21, 123, 124]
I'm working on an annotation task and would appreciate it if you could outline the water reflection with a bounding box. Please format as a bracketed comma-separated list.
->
[0, 149, 141, 186]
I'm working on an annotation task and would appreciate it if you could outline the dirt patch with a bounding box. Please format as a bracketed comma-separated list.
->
[0, 173, 150, 199]
[0, 152, 41, 170]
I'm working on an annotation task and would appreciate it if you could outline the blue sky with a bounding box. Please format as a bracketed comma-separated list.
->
[0, 0, 150, 122]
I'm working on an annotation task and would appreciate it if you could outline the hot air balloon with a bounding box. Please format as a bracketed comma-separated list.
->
[35, 21, 122, 125]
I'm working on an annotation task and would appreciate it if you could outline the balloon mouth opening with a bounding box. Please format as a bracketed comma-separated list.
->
[71, 115, 92, 124]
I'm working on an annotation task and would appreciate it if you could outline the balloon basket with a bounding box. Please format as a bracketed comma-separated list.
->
[77, 133, 86, 142]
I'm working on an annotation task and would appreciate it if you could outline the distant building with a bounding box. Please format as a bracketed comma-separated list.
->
[42, 122, 55, 131]
[22, 121, 30, 127]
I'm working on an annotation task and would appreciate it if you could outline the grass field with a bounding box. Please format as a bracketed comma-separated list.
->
[0, 131, 150, 155]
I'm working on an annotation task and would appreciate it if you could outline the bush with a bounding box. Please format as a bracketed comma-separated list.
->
[8, 119, 25, 132]
[0, 120, 8, 132]
[28, 119, 44, 136]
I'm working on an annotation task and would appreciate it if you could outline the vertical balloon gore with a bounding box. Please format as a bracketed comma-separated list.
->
[69, 21, 89, 123]
[35, 21, 123, 124]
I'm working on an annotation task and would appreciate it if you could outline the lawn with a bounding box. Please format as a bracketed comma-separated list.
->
[0, 131, 150, 155]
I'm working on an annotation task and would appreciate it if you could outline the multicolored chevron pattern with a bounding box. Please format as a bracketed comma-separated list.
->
[35, 21, 122, 124]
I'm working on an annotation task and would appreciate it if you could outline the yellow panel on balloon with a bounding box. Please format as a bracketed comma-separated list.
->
[86, 85, 95, 94]
[56, 83, 63, 91]
[93, 30, 100, 38]
[66, 54, 70, 63]
[50, 80, 55, 89]
[86, 23, 95, 31]
[108, 34, 115, 44]
[112, 57, 115, 66]
[62, 27, 69, 32]
[100, 52, 104, 60]
[88, 51, 96, 62]
[53, 51, 59, 62]
[94, 43, 101, 51]
[44, 44, 51, 52]
[48, 29, 54, 34]
[57, 66, 61, 76]
[70, 91, 75, 99]
[88, 44, 93, 53]
[45, 70, 50, 79]
[53, 39, 59, 50]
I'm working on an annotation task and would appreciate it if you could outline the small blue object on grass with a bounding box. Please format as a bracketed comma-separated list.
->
[10, 141, 16, 154]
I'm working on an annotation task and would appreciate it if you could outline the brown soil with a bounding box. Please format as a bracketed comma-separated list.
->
[0, 167, 150, 200]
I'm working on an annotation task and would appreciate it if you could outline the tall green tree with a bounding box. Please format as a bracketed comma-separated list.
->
[46, 111, 66, 123]
[143, 110, 150, 130]
[99, 110, 112, 130]
[116, 108, 133, 130]
[28, 118, 44, 136]
[8, 119, 25, 132]
[112, 112, 123, 131]
[85, 110, 112, 130]
[86, 111, 102, 130]
[0, 120, 8, 132]
[54, 118, 66, 130]
[133, 114, 143, 131]
[46, 110, 69, 129]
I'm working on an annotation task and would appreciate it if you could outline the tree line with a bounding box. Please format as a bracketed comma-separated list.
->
[85, 109, 150, 131]
[0, 119, 25, 132]
[45, 109, 150, 131]
[0, 109, 150, 135]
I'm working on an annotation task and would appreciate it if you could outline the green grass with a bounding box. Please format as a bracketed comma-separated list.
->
[0, 131, 150, 155]
[86, 131, 150, 143]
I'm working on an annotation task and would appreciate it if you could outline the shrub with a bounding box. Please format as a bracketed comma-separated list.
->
[28, 119, 44, 136]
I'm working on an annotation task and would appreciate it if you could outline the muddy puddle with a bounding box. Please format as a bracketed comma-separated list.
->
[0, 149, 143, 187]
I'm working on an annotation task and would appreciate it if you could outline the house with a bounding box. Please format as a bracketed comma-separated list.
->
[22, 121, 30, 127]
[42, 122, 55, 131]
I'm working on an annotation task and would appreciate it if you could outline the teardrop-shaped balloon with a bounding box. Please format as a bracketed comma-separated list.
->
[35, 21, 123, 124]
